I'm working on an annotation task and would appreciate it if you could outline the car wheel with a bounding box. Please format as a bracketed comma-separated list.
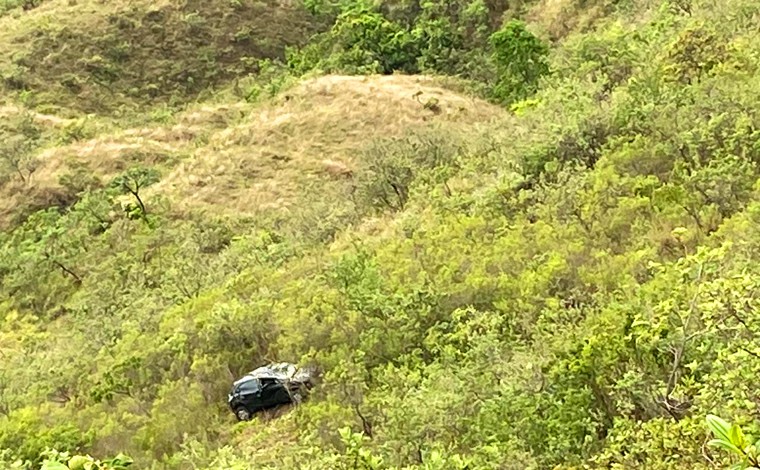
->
[235, 407, 252, 421]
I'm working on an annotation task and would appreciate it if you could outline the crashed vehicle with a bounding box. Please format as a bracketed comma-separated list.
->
[228, 362, 316, 421]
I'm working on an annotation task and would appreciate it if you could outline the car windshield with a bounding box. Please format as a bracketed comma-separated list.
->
[233, 377, 260, 393]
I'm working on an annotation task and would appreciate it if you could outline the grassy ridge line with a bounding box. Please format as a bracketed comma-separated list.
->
[0, 75, 501, 228]
[151, 75, 503, 216]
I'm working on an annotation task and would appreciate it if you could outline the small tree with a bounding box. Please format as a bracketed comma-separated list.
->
[489, 20, 550, 104]
[0, 111, 42, 184]
[288, 7, 419, 75]
[109, 166, 160, 220]
[355, 131, 460, 212]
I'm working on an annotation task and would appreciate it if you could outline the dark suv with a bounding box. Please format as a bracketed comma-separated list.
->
[228, 363, 315, 421]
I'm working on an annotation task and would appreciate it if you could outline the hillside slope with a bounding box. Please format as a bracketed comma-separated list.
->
[0, 74, 501, 227]
[0, 0, 319, 113]
[157, 75, 501, 214]
[3, 0, 760, 469]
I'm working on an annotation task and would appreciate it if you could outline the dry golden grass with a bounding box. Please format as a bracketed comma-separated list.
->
[5, 101, 248, 192]
[0, 105, 74, 127]
[155, 74, 504, 215]
[0, 105, 201, 226]
[0, 74, 503, 225]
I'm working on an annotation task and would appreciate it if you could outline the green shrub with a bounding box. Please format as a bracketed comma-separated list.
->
[0, 408, 92, 467]
[0, 110, 43, 184]
[354, 130, 462, 212]
[40, 450, 134, 470]
[0, 0, 43, 17]
[706, 415, 759, 470]
[664, 24, 727, 84]
[288, 8, 419, 74]
[288, 0, 509, 80]
[490, 20, 550, 104]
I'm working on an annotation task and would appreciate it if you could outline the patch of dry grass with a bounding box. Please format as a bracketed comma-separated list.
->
[0, 105, 75, 127]
[156, 75, 504, 215]
[0, 75, 504, 226]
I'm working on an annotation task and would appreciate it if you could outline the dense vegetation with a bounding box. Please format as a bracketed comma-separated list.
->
[2, 0, 760, 468]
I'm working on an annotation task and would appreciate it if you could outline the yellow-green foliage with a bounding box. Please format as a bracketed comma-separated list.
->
[3, 0, 760, 469]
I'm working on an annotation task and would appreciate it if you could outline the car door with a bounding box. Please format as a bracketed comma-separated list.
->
[258, 378, 288, 407]
[237, 378, 263, 410]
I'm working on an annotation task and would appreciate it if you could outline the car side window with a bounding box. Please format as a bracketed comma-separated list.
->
[238, 379, 260, 394]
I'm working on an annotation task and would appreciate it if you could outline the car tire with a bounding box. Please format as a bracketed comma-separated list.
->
[235, 407, 252, 421]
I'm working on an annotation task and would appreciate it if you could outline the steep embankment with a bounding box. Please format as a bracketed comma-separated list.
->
[3, 0, 760, 469]
[0, 71, 503, 467]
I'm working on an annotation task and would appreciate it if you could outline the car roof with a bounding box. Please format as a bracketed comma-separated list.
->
[232, 362, 304, 386]
[247, 362, 296, 380]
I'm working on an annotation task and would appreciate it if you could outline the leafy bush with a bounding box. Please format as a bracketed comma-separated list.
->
[289, 0, 510, 83]
[0, 408, 92, 467]
[489, 20, 550, 104]
[40, 450, 133, 470]
[354, 130, 462, 212]
[0, 110, 42, 184]
[288, 8, 419, 74]
[0, 0, 43, 17]
[706, 415, 760, 469]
